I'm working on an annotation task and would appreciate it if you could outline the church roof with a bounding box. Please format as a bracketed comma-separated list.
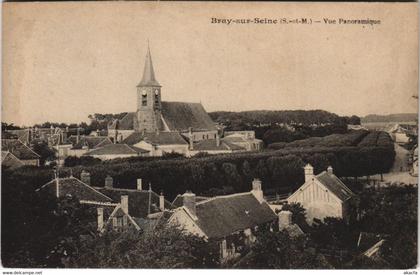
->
[161, 102, 217, 131]
[137, 46, 160, 87]
[122, 131, 188, 146]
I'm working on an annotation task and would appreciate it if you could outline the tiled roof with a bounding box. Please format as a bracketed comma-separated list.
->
[1, 151, 24, 168]
[284, 224, 305, 238]
[122, 131, 188, 146]
[357, 232, 387, 252]
[316, 172, 355, 202]
[161, 102, 216, 131]
[38, 177, 113, 203]
[187, 192, 277, 239]
[192, 139, 244, 151]
[7, 129, 30, 143]
[84, 144, 149, 156]
[1, 139, 40, 160]
[95, 187, 171, 219]
[69, 136, 112, 149]
[171, 194, 210, 208]
[108, 112, 136, 130]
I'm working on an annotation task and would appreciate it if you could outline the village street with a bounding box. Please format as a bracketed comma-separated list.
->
[369, 143, 417, 186]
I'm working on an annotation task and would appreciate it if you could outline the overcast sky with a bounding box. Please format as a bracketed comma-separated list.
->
[3, 2, 418, 126]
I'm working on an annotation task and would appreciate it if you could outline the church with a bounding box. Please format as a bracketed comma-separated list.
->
[107, 45, 220, 156]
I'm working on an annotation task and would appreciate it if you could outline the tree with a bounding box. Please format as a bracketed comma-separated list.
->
[231, 227, 332, 268]
[68, 225, 220, 268]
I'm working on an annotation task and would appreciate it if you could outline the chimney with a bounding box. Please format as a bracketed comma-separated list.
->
[50, 125, 54, 135]
[76, 127, 80, 144]
[159, 192, 165, 211]
[251, 178, 264, 203]
[278, 210, 292, 231]
[188, 127, 194, 150]
[137, 178, 143, 190]
[114, 130, 118, 144]
[97, 207, 104, 232]
[304, 164, 314, 183]
[183, 191, 196, 218]
[80, 170, 91, 185]
[216, 134, 221, 147]
[105, 175, 113, 189]
[96, 129, 100, 136]
[121, 195, 129, 214]
[327, 166, 333, 175]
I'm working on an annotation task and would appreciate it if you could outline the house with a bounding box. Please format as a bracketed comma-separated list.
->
[121, 131, 188, 157]
[287, 164, 355, 224]
[67, 134, 113, 157]
[37, 173, 171, 232]
[83, 143, 149, 160]
[94, 177, 172, 219]
[1, 151, 25, 169]
[221, 132, 263, 151]
[108, 45, 217, 146]
[1, 139, 40, 166]
[169, 179, 278, 260]
[188, 135, 245, 156]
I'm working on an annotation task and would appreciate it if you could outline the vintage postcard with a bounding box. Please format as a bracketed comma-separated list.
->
[1, 1, 418, 271]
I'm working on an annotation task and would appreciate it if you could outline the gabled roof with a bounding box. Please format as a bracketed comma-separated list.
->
[178, 192, 277, 239]
[95, 187, 171, 219]
[171, 194, 210, 209]
[38, 177, 113, 203]
[315, 172, 355, 202]
[1, 139, 40, 160]
[161, 102, 217, 131]
[122, 131, 188, 146]
[7, 129, 30, 143]
[192, 139, 245, 151]
[357, 232, 388, 252]
[84, 144, 149, 156]
[108, 112, 136, 130]
[102, 205, 141, 231]
[137, 45, 160, 87]
[69, 136, 112, 149]
[1, 151, 24, 168]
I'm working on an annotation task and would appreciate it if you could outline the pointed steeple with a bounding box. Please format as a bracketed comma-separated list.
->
[138, 42, 160, 87]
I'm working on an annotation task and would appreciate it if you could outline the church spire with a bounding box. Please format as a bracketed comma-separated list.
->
[138, 42, 160, 87]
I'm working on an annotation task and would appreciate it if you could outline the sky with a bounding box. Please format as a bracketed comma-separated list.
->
[2, 2, 418, 126]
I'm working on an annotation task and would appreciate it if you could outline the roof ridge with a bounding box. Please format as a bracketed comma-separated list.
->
[196, 192, 252, 205]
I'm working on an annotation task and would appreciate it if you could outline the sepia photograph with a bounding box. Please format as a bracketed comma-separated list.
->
[1, 1, 418, 270]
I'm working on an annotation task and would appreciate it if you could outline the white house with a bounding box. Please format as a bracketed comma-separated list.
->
[287, 164, 355, 224]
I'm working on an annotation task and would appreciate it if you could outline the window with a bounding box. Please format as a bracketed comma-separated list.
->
[154, 94, 159, 105]
[142, 94, 147, 106]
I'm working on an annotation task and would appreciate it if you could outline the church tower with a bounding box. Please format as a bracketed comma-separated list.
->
[135, 44, 162, 133]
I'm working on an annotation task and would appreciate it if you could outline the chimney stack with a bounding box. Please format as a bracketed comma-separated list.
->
[105, 175, 113, 189]
[159, 192, 165, 211]
[188, 127, 194, 150]
[96, 129, 100, 136]
[97, 207, 104, 232]
[183, 191, 196, 218]
[121, 195, 129, 214]
[76, 127, 80, 144]
[137, 178, 143, 190]
[278, 210, 292, 231]
[80, 170, 91, 185]
[304, 164, 314, 183]
[327, 166, 333, 175]
[251, 178, 264, 203]
[216, 134, 221, 147]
